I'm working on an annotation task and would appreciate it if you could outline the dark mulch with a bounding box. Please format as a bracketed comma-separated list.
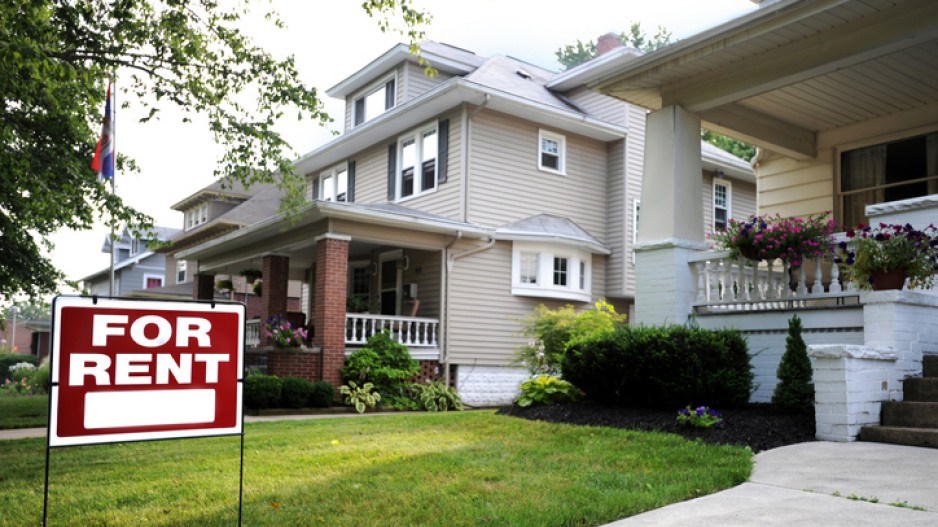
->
[498, 403, 815, 453]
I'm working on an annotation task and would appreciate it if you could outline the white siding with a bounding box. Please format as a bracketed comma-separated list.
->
[623, 104, 647, 297]
[566, 87, 629, 126]
[605, 139, 627, 297]
[402, 61, 452, 101]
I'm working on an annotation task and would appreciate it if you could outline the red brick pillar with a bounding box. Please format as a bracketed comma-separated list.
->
[260, 255, 290, 344]
[314, 235, 349, 387]
[193, 273, 215, 300]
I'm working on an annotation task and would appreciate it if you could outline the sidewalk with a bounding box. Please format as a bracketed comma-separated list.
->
[603, 441, 938, 526]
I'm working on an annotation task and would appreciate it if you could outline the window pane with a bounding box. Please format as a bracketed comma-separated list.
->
[146, 277, 162, 289]
[401, 138, 416, 171]
[541, 153, 559, 170]
[337, 169, 348, 202]
[321, 174, 334, 201]
[354, 98, 365, 126]
[553, 257, 568, 286]
[541, 138, 558, 154]
[385, 80, 395, 110]
[520, 253, 538, 284]
[715, 208, 728, 231]
[351, 266, 370, 296]
[365, 87, 386, 122]
[401, 167, 415, 198]
[714, 183, 727, 207]
[579, 260, 586, 290]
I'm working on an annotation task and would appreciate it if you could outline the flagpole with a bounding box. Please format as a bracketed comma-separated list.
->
[107, 77, 117, 297]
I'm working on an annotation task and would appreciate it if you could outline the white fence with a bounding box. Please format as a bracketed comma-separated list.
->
[245, 319, 261, 348]
[345, 313, 439, 348]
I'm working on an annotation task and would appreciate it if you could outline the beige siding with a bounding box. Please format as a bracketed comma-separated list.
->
[447, 240, 604, 366]
[402, 249, 441, 318]
[467, 109, 607, 240]
[755, 153, 834, 218]
[347, 142, 388, 204]
[622, 104, 647, 297]
[604, 139, 627, 297]
[702, 171, 757, 232]
[402, 61, 452, 101]
[566, 87, 629, 126]
[342, 66, 404, 133]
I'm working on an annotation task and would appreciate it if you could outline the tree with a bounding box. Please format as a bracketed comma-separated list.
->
[555, 22, 672, 70]
[0, 0, 430, 300]
[772, 315, 815, 414]
[1, 300, 52, 322]
[556, 23, 756, 163]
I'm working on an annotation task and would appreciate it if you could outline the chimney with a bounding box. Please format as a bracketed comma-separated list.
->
[596, 33, 623, 56]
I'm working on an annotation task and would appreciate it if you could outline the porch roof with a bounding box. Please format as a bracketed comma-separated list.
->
[495, 214, 610, 255]
[575, 0, 938, 160]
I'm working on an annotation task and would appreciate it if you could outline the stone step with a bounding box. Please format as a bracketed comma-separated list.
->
[860, 426, 938, 449]
[904, 377, 938, 402]
[881, 401, 938, 428]
[924, 355, 938, 378]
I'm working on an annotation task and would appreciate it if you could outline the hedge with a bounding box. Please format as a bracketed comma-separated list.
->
[561, 325, 753, 408]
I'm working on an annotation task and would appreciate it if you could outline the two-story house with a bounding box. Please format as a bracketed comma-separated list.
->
[81, 225, 179, 297]
[176, 40, 755, 405]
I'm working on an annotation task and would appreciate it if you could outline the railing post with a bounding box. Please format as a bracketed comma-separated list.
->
[811, 258, 824, 294]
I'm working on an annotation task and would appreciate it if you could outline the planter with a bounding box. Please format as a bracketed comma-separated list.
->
[869, 269, 906, 291]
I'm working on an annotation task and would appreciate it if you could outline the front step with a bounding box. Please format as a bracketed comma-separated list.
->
[880, 401, 938, 428]
[903, 377, 938, 401]
[860, 426, 938, 449]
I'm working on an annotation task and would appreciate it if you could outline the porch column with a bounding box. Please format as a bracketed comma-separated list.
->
[314, 234, 349, 387]
[634, 105, 707, 325]
[261, 253, 290, 322]
[193, 272, 215, 300]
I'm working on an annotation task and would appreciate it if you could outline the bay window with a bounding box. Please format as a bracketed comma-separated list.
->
[511, 242, 591, 302]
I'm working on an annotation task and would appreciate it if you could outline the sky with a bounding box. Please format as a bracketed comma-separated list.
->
[48, 0, 758, 292]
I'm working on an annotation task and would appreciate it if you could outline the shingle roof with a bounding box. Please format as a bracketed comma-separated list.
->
[496, 214, 607, 253]
[465, 55, 576, 112]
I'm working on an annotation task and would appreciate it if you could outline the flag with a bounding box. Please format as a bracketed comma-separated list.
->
[91, 82, 115, 181]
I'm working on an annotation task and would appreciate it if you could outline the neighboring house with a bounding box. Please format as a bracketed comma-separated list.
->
[81, 226, 179, 297]
[572, 0, 938, 443]
[176, 40, 755, 405]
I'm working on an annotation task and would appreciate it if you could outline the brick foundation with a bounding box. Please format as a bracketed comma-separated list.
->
[267, 350, 322, 381]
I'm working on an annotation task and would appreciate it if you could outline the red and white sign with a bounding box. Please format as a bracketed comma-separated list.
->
[49, 297, 244, 447]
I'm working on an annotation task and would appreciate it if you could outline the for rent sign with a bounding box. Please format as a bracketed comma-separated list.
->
[49, 297, 244, 447]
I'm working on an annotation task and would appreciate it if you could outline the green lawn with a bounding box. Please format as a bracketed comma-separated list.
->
[0, 394, 47, 429]
[0, 411, 751, 527]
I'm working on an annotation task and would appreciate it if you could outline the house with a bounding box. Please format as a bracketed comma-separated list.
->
[81, 225, 179, 297]
[571, 0, 938, 443]
[176, 40, 755, 406]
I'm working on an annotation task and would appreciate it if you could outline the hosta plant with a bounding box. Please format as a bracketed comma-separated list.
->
[340, 381, 381, 414]
[516, 375, 581, 407]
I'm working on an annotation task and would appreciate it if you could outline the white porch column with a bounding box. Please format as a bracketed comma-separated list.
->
[634, 105, 706, 325]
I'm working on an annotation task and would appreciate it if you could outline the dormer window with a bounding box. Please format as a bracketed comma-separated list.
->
[185, 202, 208, 231]
[353, 77, 396, 127]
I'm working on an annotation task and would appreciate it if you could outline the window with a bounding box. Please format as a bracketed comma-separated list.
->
[314, 165, 349, 202]
[538, 130, 566, 174]
[185, 202, 208, 231]
[177, 260, 187, 284]
[144, 274, 164, 289]
[840, 131, 938, 227]
[352, 77, 396, 127]
[130, 238, 140, 255]
[713, 178, 731, 232]
[631, 199, 641, 263]
[397, 125, 438, 200]
[348, 262, 372, 310]
[511, 242, 591, 302]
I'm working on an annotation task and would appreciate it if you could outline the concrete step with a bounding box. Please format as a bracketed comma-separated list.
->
[860, 426, 938, 449]
[925, 355, 938, 378]
[904, 377, 938, 402]
[880, 401, 938, 428]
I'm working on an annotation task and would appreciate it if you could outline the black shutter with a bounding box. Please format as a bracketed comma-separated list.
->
[437, 119, 449, 184]
[385, 79, 396, 110]
[311, 176, 319, 200]
[387, 143, 397, 201]
[347, 160, 356, 203]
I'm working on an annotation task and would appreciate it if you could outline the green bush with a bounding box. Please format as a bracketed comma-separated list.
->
[308, 381, 335, 407]
[516, 375, 581, 407]
[413, 381, 463, 411]
[27, 359, 51, 394]
[515, 300, 626, 375]
[0, 354, 39, 382]
[244, 374, 282, 409]
[772, 315, 814, 414]
[340, 381, 381, 414]
[341, 330, 418, 393]
[280, 376, 314, 408]
[562, 325, 753, 408]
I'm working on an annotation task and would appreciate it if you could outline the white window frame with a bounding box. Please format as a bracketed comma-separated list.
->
[177, 260, 187, 284]
[351, 74, 397, 128]
[396, 123, 438, 201]
[511, 242, 591, 302]
[348, 261, 372, 303]
[142, 273, 164, 289]
[712, 178, 732, 233]
[185, 202, 208, 231]
[630, 199, 641, 264]
[315, 163, 349, 202]
[519, 252, 539, 285]
[538, 129, 566, 175]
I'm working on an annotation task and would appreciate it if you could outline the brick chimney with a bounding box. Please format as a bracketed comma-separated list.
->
[596, 33, 623, 56]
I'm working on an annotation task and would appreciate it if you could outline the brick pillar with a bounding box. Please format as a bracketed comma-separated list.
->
[261, 255, 290, 344]
[193, 273, 215, 300]
[314, 235, 349, 387]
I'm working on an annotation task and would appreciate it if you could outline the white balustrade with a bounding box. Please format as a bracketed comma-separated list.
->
[245, 319, 261, 348]
[345, 313, 439, 348]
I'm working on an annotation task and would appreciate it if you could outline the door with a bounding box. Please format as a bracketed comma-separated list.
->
[378, 251, 402, 315]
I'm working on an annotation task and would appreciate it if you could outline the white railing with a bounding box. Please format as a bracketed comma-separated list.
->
[245, 319, 261, 348]
[346, 313, 439, 348]
[689, 250, 859, 312]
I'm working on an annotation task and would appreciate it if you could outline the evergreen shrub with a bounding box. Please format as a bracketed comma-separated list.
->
[772, 315, 814, 413]
[280, 376, 314, 408]
[308, 381, 336, 407]
[244, 374, 282, 409]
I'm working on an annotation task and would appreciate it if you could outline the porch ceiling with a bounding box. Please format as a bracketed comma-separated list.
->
[591, 0, 938, 160]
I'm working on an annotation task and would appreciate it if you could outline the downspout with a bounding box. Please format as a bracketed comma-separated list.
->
[442, 234, 495, 387]
[462, 94, 489, 223]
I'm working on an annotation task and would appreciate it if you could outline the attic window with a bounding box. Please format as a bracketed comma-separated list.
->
[515, 69, 532, 80]
[353, 76, 396, 127]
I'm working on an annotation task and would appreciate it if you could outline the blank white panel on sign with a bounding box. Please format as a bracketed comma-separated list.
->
[84, 389, 216, 429]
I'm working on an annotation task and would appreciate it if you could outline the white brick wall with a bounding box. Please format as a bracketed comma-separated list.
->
[634, 243, 705, 325]
[455, 365, 530, 407]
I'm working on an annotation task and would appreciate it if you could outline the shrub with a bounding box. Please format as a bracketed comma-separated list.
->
[516, 375, 580, 407]
[562, 325, 753, 408]
[772, 315, 814, 414]
[308, 381, 336, 408]
[340, 381, 381, 414]
[0, 354, 39, 382]
[413, 381, 463, 411]
[515, 300, 627, 375]
[244, 374, 282, 409]
[280, 376, 314, 408]
[341, 330, 418, 393]
[26, 359, 51, 394]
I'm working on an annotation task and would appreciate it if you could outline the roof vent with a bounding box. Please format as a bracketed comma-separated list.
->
[515, 69, 532, 80]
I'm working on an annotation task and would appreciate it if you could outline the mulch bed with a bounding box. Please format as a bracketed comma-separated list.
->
[498, 403, 815, 453]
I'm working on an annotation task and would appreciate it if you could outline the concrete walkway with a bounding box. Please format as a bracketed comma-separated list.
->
[604, 441, 938, 526]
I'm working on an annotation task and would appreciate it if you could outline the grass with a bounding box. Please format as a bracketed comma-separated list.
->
[0, 394, 48, 429]
[0, 411, 752, 527]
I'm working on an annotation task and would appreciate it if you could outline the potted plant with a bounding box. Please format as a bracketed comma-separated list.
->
[240, 268, 262, 284]
[215, 279, 233, 293]
[264, 315, 307, 349]
[834, 223, 938, 290]
[710, 212, 836, 267]
[253, 280, 263, 297]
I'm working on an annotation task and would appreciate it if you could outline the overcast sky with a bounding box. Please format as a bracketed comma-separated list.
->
[49, 0, 757, 292]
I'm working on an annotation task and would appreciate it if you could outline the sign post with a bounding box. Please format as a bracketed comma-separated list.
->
[44, 296, 245, 524]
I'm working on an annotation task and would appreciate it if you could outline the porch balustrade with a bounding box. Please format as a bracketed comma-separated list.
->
[245, 319, 261, 348]
[346, 313, 439, 348]
[689, 236, 860, 312]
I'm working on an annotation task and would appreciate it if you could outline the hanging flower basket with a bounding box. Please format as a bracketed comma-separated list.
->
[240, 269, 262, 284]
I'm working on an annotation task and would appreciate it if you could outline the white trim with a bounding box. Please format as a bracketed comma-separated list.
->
[313, 162, 350, 202]
[712, 177, 732, 233]
[630, 199, 641, 264]
[313, 233, 353, 243]
[510, 242, 591, 302]
[395, 122, 439, 202]
[142, 273, 164, 289]
[538, 129, 566, 175]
